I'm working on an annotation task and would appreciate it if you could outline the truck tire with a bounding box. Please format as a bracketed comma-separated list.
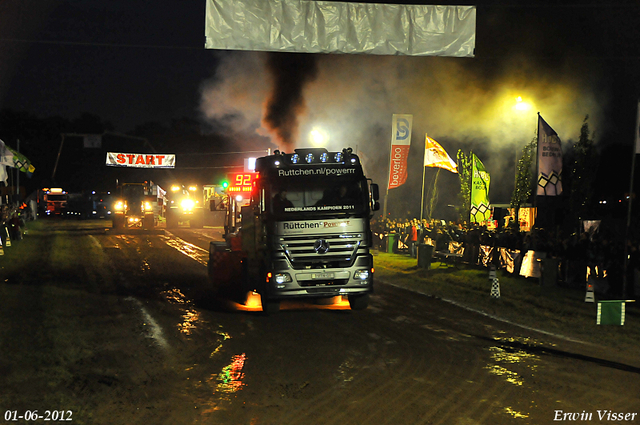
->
[207, 242, 221, 297]
[208, 241, 242, 300]
[143, 213, 155, 229]
[348, 294, 369, 311]
[190, 210, 204, 228]
[166, 209, 178, 229]
[112, 216, 124, 230]
[260, 295, 280, 315]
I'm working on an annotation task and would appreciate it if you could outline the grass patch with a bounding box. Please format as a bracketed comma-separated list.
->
[374, 251, 640, 355]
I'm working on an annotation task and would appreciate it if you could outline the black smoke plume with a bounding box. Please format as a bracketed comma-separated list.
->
[262, 52, 318, 150]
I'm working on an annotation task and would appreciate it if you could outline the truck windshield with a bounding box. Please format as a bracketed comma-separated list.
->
[122, 185, 145, 198]
[269, 177, 367, 217]
[46, 194, 67, 201]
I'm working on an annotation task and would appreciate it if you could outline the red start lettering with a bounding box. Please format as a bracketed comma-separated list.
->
[111, 153, 170, 166]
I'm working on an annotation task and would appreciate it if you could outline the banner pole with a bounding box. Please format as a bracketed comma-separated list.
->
[52, 134, 65, 182]
[383, 150, 391, 218]
[420, 135, 427, 221]
[535, 113, 540, 211]
[469, 152, 473, 223]
[16, 139, 19, 198]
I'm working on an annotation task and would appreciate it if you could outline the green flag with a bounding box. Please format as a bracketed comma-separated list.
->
[470, 153, 491, 223]
[7, 147, 35, 176]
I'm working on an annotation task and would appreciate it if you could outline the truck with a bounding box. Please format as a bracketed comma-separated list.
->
[112, 181, 156, 229]
[208, 147, 380, 314]
[39, 188, 68, 216]
[164, 184, 204, 229]
[65, 191, 113, 219]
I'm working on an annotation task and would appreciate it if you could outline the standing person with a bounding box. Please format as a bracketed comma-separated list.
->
[410, 219, 419, 258]
[9, 211, 22, 240]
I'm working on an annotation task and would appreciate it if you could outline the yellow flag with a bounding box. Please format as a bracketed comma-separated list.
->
[424, 136, 457, 173]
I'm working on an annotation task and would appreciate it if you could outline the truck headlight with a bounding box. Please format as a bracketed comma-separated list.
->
[353, 269, 370, 281]
[114, 200, 124, 211]
[181, 198, 195, 211]
[273, 273, 292, 284]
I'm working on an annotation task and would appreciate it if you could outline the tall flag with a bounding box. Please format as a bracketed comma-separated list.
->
[537, 115, 563, 196]
[424, 136, 458, 173]
[387, 114, 413, 190]
[470, 153, 491, 223]
[0, 139, 35, 179]
[0, 139, 11, 183]
[7, 147, 35, 176]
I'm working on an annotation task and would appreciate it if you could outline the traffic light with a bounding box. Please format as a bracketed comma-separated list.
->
[221, 180, 229, 189]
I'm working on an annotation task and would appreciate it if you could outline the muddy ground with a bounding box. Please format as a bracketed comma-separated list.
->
[1, 220, 638, 424]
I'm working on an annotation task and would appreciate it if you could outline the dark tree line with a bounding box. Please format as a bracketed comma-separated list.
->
[0, 109, 235, 195]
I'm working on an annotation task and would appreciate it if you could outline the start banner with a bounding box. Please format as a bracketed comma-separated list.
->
[106, 152, 175, 168]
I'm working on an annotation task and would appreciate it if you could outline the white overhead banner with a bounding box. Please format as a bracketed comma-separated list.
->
[205, 0, 476, 57]
[106, 152, 175, 168]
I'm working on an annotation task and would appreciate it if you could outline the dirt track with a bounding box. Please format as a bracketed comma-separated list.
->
[1, 220, 638, 424]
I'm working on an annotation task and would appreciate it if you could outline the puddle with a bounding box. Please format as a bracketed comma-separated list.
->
[125, 296, 169, 350]
[161, 233, 209, 266]
[484, 336, 542, 387]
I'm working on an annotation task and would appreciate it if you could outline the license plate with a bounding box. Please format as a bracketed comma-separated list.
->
[311, 272, 334, 279]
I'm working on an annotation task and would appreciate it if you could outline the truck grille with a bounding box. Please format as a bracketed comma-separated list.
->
[276, 234, 363, 270]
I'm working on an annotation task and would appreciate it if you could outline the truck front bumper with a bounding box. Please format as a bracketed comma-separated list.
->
[266, 254, 374, 299]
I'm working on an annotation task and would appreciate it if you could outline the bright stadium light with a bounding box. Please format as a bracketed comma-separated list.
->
[309, 127, 328, 146]
[514, 96, 531, 112]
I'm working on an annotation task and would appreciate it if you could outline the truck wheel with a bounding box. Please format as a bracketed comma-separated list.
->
[348, 294, 369, 311]
[143, 214, 155, 229]
[166, 210, 178, 229]
[112, 216, 123, 230]
[207, 242, 221, 296]
[260, 294, 280, 315]
[190, 211, 204, 228]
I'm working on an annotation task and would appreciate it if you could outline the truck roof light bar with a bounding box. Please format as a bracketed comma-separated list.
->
[267, 147, 359, 166]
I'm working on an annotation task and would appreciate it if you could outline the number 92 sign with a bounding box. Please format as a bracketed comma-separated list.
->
[227, 172, 257, 193]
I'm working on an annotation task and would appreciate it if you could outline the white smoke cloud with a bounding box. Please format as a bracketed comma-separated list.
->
[199, 50, 604, 210]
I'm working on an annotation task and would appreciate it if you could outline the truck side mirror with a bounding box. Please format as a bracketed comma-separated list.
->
[371, 183, 379, 201]
[373, 201, 380, 211]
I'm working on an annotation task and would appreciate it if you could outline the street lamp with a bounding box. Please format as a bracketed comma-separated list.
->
[514, 96, 532, 112]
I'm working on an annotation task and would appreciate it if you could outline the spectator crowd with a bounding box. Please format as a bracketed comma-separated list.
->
[371, 215, 640, 298]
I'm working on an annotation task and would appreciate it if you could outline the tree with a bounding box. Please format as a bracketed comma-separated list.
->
[510, 136, 536, 225]
[568, 115, 597, 221]
[456, 149, 472, 223]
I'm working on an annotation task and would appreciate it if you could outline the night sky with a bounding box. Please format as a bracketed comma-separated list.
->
[1, 0, 639, 213]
